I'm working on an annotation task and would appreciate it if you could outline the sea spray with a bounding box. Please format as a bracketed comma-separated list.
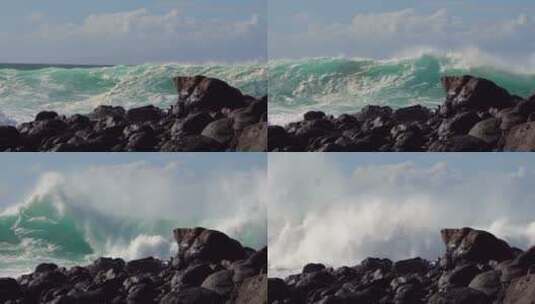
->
[0, 163, 266, 276]
[269, 52, 535, 125]
[267, 154, 535, 277]
[0, 62, 267, 125]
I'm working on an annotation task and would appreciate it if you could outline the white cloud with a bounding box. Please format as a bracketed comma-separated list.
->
[270, 8, 535, 63]
[268, 154, 535, 274]
[2, 8, 265, 64]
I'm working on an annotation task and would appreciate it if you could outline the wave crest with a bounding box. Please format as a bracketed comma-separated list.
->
[269, 50, 535, 125]
[0, 63, 267, 124]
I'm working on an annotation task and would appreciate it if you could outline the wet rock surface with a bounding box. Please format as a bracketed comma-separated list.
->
[270, 227, 535, 304]
[270, 75, 535, 151]
[1, 76, 266, 152]
[1, 228, 267, 304]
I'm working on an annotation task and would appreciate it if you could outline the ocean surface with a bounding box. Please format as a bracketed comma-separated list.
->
[0, 172, 266, 278]
[269, 53, 535, 125]
[0, 62, 267, 125]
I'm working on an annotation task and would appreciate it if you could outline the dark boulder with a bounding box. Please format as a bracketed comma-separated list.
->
[174, 264, 215, 288]
[173, 76, 245, 111]
[126, 283, 158, 304]
[441, 75, 515, 113]
[268, 125, 292, 151]
[35, 263, 59, 273]
[125, 127, 158, 151]
[438, 111, 481, 138]
[393, 105, 431, 123]
[393, 258, 429, 275]
[429, 287, 489, 304]
[0, 126, 20, 150]
[125, 257, 164, 275]
[429, 135, 490, 152]
[468, 270, 501, 297]
[19, 119, 68, 144]
[201, 118, 235, 144]
[504, 122, 535, 151]
[355, 105, 393, 122]
[35, 111, 59, 121]
[303, 263, 326, 274]
[497, 107, 526, 131]
[0, 278, 22, 302]
[126, 105, 161, 122]
[161, 135, 223, 152]
[503, 274, 535, 304]
[304, 111, 326, 121]
[236, 122, 267, 152]
[440, 228, 514, 268]
[440, 264, 481, 289]
[231, 98, 266, 130]
[175, 112, 214, 135]
[512, 246, 535, 268]
[65, 114, 91, 130]
[89, 105, 126, 120]
[173, 227, 246, 266]
[268, 278, 291, 303]
[233, 274, 267, 304]
[161, 287, 223, 304]
[468, 118, 501, 144]
[202, 270, 235, 296]
[87, 257, 125, 276]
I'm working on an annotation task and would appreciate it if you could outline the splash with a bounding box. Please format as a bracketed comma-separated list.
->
[269, 50, 535, 125]
[0, 62, 267, 124]
[267, 154, 535, 277]
[0, 163, 266, 277]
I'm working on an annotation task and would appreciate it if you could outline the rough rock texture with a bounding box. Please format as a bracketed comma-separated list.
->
[0, 76, 266, 152]
[270, 75, 535, 151]
[1, 228, 266, 304]
[270, 228, 535, 304]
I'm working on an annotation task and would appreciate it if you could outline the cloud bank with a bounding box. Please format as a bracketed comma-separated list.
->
[2, 7, 266, 64]
[269, 7, 535, 65]
[268, 154, 535, 274]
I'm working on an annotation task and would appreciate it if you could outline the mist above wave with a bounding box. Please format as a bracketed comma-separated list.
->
[268, 154, 535, 274]
[0, 162, 266, 276]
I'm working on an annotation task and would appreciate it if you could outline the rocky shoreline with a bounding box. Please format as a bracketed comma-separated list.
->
[0, 76, 267, 152]
[269, 75, 535, 152]
[0, 228, 267, 304]
[268, 227, 535, 304]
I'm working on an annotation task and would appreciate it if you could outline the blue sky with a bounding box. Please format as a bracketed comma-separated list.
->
[269, 0, 535, 65]
[0, 0, 266, 64]
[0, 153, 266, 208]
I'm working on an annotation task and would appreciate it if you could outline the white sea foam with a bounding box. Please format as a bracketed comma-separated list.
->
[268, 154, 535, 276]
[269, 50, 535, 125]
[0, 161, 267, 277]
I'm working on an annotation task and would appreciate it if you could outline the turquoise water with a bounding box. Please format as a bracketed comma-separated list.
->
[0, 62, 267, 124]
[269, 54, 535, 125]
[0, 175, 266, 277]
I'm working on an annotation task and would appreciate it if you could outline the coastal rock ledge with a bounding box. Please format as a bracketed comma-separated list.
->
[269, 75, 535, 151]
[0, 76, 267, 152]
[0, 227, 267, 304]
[269, 227, 535, 304]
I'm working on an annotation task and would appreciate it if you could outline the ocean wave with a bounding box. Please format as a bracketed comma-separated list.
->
[269, 50, 535, 125]
[0, 165, 266, 276]
[0, 62, 267, 125]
